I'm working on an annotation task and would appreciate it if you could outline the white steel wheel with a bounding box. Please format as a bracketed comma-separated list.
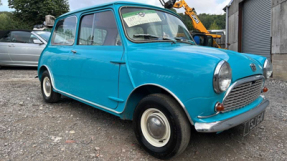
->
[140, 108, 171, 147]
[133, 94, 191, 159]
[43, 77, 52, 97]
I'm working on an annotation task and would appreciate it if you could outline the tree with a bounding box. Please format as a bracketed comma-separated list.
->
[198, 13, 225, 29]
[168, 8, 177, 13]
[8, 0, 69, 27]
[209, 21, 220, 30]
[178, 13, 194, 31]
[0, 12, 30, 30]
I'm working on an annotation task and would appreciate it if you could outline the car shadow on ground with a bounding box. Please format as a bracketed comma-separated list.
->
[49, 96, 247, 160]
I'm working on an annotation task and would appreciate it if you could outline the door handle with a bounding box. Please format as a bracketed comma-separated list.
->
[8, 44, 15, 47]
[71, 50, 77, 54]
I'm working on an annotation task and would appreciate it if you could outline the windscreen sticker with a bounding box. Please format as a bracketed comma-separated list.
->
[123, 10, 162, 27]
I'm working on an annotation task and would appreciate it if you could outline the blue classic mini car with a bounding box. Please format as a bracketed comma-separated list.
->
[38, 1, 273, 159]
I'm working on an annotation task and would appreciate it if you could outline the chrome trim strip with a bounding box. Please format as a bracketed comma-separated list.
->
[223, 75, 265, 102]
[263, 59, 267, 78]
[195, 97, 269, 133]
[198, 112, 220, 119]
[123, 83, 194, 125]
[43, 66, 193, 125]
[213, 60, 226, 93]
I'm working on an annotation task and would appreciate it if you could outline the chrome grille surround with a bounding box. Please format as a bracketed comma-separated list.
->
[222, 75, 265, 113]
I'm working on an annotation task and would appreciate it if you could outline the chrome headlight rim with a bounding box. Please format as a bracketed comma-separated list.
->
[213, 60, 232, 93]
[263, 59, 273, 79]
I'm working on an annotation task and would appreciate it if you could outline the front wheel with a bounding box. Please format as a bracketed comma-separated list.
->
[133, 94, 191, 159]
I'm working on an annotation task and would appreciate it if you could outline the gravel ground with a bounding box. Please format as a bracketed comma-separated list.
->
[0, 67, 286, 161]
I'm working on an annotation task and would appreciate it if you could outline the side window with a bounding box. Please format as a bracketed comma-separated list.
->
[78, 14, 93, 45]
[193, 35, 205, 46]
[10, 31, 36, 43]
[0, 31, 11, 42]
[78, 11, 121, 46]
[93, 28, 107, 45]
[51, 16, 77, 45]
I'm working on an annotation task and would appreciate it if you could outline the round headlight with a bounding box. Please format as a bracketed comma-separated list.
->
[213, 60, 232, 93]
[263, 59, 273, 79]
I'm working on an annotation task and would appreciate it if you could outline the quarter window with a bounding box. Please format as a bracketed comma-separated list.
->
[78, 11, 120, 46]
[51, 16, 77, 45]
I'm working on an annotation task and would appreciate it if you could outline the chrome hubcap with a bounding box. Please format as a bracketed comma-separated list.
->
[147, 115, 166, 139]
[141, 108, 171, 147]
[43, 77, 52, 97]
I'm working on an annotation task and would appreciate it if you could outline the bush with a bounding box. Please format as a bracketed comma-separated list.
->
[0, 12, 31, 30]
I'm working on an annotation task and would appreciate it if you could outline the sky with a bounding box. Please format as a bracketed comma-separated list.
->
[0, 0, 230, 14]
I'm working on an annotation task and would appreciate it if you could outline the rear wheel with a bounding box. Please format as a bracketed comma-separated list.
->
[41, 71, 61, 103]
[133, 94, 191, 159]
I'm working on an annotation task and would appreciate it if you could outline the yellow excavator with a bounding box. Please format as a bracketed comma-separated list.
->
[160, 0, 222, 48]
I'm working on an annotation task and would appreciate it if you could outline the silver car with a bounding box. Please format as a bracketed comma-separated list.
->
[0, 30, 51, 67]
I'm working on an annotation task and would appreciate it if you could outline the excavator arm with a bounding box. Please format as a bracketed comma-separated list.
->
[159, 0, 222, 48]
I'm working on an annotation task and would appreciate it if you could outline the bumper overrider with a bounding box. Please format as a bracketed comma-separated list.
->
[195, 98, 269, 133]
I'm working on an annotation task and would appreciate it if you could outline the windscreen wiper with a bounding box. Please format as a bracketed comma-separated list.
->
[174, 37, 195, 45]
[133, 34, 176, 44]
[162, 37, 177, 44]
[133, 34, 159, 39]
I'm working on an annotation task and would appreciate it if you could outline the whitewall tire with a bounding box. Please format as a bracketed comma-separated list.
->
[133, 93, 191, 159]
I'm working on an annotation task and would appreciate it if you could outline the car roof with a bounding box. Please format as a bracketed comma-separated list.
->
[58, 1, 177, 19]
[32, 30, 51, 33]
[208, 30, 226, 32]
[0, 30, 33, 38]
[0, 30, 32, 32]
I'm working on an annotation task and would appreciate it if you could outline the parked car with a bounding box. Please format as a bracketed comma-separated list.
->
[37, 2, 272, 159]
[0, 30, 50, 67]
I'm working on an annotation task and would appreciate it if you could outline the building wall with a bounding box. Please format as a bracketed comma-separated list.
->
[227, 0, 243, 51]
[271, 0, 287, 80]
[227, 0, 287, 81]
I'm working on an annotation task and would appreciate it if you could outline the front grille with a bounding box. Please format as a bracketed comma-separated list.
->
[223, 78, 263, 112]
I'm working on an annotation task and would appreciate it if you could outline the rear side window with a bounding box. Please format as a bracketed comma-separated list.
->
[78, 11, 121, 46]
[51, 16, 77, 45]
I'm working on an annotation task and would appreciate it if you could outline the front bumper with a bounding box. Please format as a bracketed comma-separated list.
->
[194, 98, 269, 133]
